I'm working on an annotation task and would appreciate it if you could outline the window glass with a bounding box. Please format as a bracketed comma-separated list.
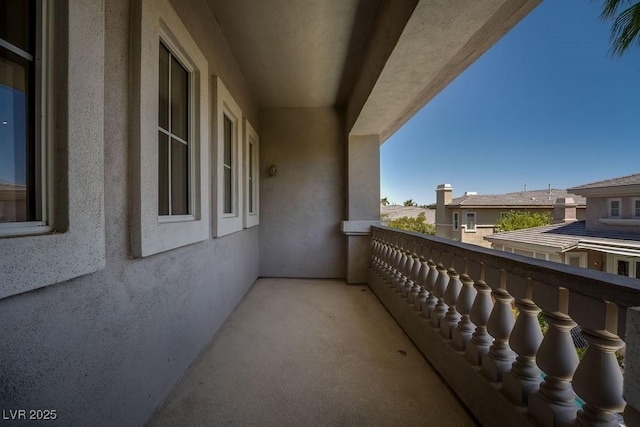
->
[158, 41, 189, 216]
[170, 138, 188, 214]
[617, 260, 629, 277]
[248, 141, 254, 213]
[223, 115, 232, 214]
[466, 213, 476, 230]
[635, 199, 640, 218]
[170, 56, 188, 141]
[0, 0, 37, 224]
[610, 200, 620, 217]
[158, 44, 169, 131]
[636, 261, 640, 279]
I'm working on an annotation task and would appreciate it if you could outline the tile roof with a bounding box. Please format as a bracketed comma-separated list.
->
[568, 173, 640, 191]
[445, 189, 586, 208]
[485, 221, 640, 252]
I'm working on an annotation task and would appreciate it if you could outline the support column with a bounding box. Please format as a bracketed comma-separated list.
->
[342, 134, 381, 284]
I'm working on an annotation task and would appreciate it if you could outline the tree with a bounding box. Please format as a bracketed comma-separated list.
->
[380, 197, 389, 206]
[403, 199, 417, 207]
[599, 0, 640, 56]
[494, 211, 552, 232]
[387, 212, 435, 235]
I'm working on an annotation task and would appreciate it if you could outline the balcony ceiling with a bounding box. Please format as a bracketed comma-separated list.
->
[206, 0, 381, 108]
[207, 0, 541, 139]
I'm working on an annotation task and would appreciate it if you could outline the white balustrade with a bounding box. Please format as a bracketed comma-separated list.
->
[482, 287, 516, 382]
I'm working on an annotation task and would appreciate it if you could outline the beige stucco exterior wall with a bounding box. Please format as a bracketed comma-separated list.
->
[259, 107, 346, 278]
[585, 197, 639, 233]
[0, 1, 260, 425]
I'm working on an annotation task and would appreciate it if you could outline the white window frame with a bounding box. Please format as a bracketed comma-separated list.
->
[157, 41, 194, 221]
[607, 254, 639, 278]
[464, 212, 476, 232]
[214, 77, 243, 237]
[0, 0, 106, 299]
[130, 0, 210, 257]
[608, 198, 622, 218]
[633, 198, 640, 219]
[452, 212, 459, 231]
[244, 119, 259, 228]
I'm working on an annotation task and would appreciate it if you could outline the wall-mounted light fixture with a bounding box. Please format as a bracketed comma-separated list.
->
[268, 164, 278, 177]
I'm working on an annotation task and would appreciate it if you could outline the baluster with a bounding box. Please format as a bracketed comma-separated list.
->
[528, 311, 580, 426]
[385, 243, 399, 284]
[414, 256, 429, 312]
[393, 248, 408, 293]
[421, 259, 438, 320]
[371, 238, 382, 272]
[568, 329, 625, 426]
[408, 250, 423, 305]
[441, 268, 462, 339]
[430, 263, 449, 328]
[502, 298, 543, 406]
[391, 246, 406, 290]
[466, 280, 494, 366]
[452, 273, 476, 351]
[381, 242, 394, 283]
[402, 249, 417, 299]
[482, 287, 516, 382]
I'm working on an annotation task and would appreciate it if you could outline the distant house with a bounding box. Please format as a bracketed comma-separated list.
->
[485, 173, 640, 278]
[428, 184, 586, 247]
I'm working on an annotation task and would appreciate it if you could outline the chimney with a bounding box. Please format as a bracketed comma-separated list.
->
[435, 184, 452, 226]
[553, 197, 577, 224]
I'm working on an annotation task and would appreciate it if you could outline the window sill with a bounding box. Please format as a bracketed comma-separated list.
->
[599, 218, 640, 226]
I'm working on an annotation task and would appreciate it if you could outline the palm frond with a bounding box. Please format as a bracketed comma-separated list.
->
[600, 0, 627, 19]
[610, 2, 640, 56]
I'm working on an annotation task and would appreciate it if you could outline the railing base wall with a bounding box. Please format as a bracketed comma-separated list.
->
[369, 269, 536, 427]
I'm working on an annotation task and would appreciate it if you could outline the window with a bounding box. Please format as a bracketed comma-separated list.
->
[452, 212, 459, 230]
[608, 198, 621, 218]
[634, 198, 640, 218]
[0, 0, 106, 298]
[0, 0, 48, 235]
[244, 119, 259, 228]
[130, 0, 210, 257]
[608, 255, 640, 279]
[215, 77, 243, 237]
[465, 212, 476, 231]
[565, 252, 587, 268]
[158, 42, 190, 217]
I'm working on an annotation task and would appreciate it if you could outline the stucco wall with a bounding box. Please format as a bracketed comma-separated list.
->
[259, 108, 346, 278]
[585, 197, 640, 233]
[0, 1, 259, 425]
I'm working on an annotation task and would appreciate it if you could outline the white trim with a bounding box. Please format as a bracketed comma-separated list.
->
[607, 254, 640, 278]
[214, 77, 243, 237]
[341, 220, 380, 235]
[633, 198, 640, 219]
[130, 0, 210, 257]
[243, 119, 259, 228]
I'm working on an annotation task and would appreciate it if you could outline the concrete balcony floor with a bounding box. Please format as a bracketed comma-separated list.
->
[149, 278, 477, 426]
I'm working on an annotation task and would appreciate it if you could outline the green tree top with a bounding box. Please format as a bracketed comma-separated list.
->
[380, 197, 389, 206]
[494, 211, 552, 233]
[387, 212, 435, 235]
[403, 199, 417, 207]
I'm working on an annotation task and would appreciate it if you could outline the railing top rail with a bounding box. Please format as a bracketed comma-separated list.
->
[372, 225, 640, 308]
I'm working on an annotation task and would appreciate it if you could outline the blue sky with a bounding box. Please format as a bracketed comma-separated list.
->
[381, 0, 640, 206]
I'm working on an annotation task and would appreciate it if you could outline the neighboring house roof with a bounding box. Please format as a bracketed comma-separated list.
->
[568, 173, 640, 191]
[427, 189, 586, 209]
[485, 221, 640, 256]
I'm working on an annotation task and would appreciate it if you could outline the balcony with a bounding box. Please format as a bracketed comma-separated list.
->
[147, 226, 640, 426]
